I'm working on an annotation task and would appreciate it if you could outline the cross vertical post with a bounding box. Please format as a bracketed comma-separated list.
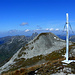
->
[66, 13, 69, 61]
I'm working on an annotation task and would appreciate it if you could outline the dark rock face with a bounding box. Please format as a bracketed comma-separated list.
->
[0, 35, 28, 67]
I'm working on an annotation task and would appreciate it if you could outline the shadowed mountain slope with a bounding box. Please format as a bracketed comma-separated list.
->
[0, 32, 38, 67]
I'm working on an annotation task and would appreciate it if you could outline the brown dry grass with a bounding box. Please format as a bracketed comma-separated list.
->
[2, 58, 65, 75]
[2, 44, 75, 75]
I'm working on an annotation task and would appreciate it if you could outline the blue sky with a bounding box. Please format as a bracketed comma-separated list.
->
[0, 0, 75, 37]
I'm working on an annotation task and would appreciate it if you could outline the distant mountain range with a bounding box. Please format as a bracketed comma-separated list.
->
[0, 29, 75, 38]
[0, 32, 38, 67]
[57, 34, 75, 40]
[0, 36, 12, 45]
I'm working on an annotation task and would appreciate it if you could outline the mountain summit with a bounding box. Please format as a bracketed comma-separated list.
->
[0, 32, 66, 74]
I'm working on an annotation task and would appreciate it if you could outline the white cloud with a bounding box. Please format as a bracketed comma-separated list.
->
[49, 28, 54, 31]
[55, 28, 59, 31]
[25, 29, 30, 32]
[46, 28, 49, 30]
[20, 22, 28, 26]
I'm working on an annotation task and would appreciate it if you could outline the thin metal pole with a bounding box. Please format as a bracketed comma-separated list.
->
[66, 13, 69, 61]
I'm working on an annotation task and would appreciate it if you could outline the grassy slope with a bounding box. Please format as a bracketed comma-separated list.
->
[2, 44, 75, 75]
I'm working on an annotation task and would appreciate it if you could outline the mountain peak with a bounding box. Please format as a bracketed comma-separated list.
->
[0, 32, 66, 74]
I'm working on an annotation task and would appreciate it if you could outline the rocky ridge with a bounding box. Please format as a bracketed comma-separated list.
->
[0, 32, 67, 74]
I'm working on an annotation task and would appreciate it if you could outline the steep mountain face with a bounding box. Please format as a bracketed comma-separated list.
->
[0, 32, 66, 74]
[69, 35, 75, 42]
[0, 35, 28, 67]
[0, 32, 38, 67]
